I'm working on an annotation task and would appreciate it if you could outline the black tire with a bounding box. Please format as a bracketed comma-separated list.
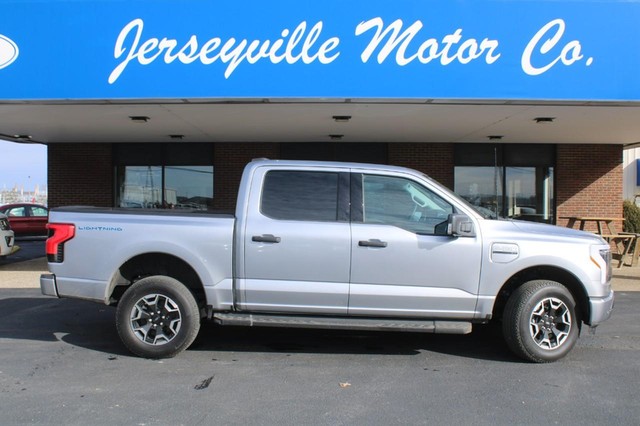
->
[116, 275, 201, 359]
[502, 280, 579, 363]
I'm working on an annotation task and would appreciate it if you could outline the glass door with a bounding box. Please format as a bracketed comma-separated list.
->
[454, 144, 555, 224]
[506, 167, 554, 223]
[454, 166, 503, 219]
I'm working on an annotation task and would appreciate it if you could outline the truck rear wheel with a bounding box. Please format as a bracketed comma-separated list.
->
[502, 280, 579, 363]
[116, 275, 200, 359]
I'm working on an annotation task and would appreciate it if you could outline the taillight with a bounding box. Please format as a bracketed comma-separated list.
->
[46, 223, 75, 263]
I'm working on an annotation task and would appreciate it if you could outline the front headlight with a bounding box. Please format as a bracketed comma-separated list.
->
[591, 245, 612, 284]
[0, 218, 10, 231]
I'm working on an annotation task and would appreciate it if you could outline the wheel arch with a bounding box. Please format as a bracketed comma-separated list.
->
[493, 265, 589, 323]
[108, 252, 205, 308]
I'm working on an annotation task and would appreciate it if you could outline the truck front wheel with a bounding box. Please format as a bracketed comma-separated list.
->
[116, 276, 201, 359]
[503, 280, 579, 363]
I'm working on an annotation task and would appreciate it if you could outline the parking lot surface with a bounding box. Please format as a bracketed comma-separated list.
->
[0, 285, 639, 425]
[0, 238, 46, 265]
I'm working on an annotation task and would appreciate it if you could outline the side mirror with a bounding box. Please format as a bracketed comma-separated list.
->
[447, 213, 476, 237]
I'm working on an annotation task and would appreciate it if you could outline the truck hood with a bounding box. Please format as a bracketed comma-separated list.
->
[487, 219, 607, 244]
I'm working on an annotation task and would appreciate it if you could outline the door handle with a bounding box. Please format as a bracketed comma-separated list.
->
[252, 234, 281, 243]
[358, 239, 387, 248]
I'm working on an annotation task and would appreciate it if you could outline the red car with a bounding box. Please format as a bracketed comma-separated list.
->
[0, 203, 49, 236]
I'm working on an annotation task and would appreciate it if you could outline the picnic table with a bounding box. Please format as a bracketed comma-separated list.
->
[560, 216, 637, 267]
[560, 216, 624, 234]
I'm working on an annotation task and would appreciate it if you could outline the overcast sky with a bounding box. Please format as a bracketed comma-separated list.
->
[0, 140, 47, 191]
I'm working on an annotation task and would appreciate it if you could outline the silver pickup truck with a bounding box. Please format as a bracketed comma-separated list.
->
[41, 159, 614, 362]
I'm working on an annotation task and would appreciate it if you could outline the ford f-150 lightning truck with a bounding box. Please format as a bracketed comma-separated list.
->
[40, 159, 614, 362]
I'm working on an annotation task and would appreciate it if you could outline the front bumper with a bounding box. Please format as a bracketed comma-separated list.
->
[0, 234, 14, 256]
[40, 274, 59, 298]
[588, 290, 614, 326]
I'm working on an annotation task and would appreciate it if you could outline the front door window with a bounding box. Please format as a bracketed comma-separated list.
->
[362, 174, 453, 235]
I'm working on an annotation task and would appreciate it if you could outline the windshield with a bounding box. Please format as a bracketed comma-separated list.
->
[468, 204, 498, 219]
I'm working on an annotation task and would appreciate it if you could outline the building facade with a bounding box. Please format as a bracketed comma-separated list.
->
[46, 142, 623, 228]
[1, 0, 639, 231]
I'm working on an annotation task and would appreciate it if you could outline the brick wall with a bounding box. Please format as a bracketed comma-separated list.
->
[45, 142, 624, 227]
[47, 142, 281, 211]
[388, 143, 454, 189]
[556, 144, 623, 231]
[213, 143, 280, 210]
[212, 142, 455, 210]
[48, 143, 113, 208]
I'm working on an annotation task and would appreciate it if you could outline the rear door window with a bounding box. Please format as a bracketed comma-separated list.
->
[30, 207, 48, 217]
[261, 171, 340, 221]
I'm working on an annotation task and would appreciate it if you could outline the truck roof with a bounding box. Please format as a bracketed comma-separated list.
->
[247, 158, 430, 177]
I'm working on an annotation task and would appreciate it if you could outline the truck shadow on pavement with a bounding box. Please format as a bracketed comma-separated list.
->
[0, 295, 131, 356]
[0, 293, 517, 362]
[192, 322, 517, 362]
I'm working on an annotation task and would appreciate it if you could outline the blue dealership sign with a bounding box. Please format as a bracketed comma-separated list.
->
[0, 0, 639, 101]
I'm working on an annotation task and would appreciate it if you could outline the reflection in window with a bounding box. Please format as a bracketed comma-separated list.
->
[454, 167, 503, 219]
[455, 166, 554, 223]
[363, 175, 453, 235]
[506, 167, 554, 223]
[454, 144, 555, 224]
[165, 166, 214, 210]
[116, 166, 214, 210]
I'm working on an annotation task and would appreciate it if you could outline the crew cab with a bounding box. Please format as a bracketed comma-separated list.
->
[40, 159, 614, 362]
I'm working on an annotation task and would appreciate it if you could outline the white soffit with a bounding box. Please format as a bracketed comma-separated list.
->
[0, 101, 638, 145]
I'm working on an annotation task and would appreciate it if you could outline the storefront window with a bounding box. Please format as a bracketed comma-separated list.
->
[165, 166, 214, 210]
[505, 167, 554, 222]
[114, 144, 214, 210]
[118, 166, 162, 208]
[454, 166, 503, 219]
[454, 144, 555, 223]
[117, 165, 213, 210]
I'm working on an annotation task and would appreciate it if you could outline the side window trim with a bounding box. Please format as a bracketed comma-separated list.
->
[337, 172, 351, 222]
[350, 173, 364, 223]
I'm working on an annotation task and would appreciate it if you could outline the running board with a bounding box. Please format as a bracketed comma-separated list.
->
[212, 313, 472, 334]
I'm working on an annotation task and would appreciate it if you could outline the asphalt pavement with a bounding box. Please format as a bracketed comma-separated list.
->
[0, 288, 638, 425]
[0, 240, 639, 424]
[0, 237, 46, 263]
